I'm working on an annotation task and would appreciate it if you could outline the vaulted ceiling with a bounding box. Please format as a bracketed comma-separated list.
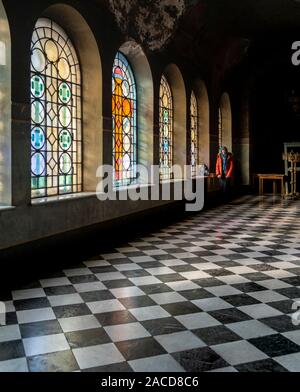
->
[94, 0, 300, 78]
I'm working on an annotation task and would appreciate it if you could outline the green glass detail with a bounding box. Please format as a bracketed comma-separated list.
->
[59, 130, 72, 151]
[59, 82, 71, 104]
[31, 75, 45, 98]
[31, 127, 45, 149]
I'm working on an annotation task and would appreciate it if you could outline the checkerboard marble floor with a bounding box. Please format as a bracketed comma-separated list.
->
[1, 195, 300, 372]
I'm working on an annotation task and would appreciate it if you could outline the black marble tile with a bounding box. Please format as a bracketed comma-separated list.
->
[249, 334, 300, 357]
[288, 268, 300, 276]
[240, 273, 270, 282]
[122, 270, 151, 278]
[250, 264, 278, 272]
[281, 277, 300, 286]
[116, 337, 166, 361]
[180, 257, 203, 264]
[153, 254, 180, 261]
[172, 347, 229, 372]
[142, 317, 186, 336]
[0, 340, 25, 362]
[123, 252, 146, 257]
[53, 304, 91, 319]
[209, 308, 252, 324]
[5, 312, 18, 326]
[171, 265, 198, 273]
[226, 254, 248, 261]
[80, 290, 115, 303]
[27, 350, 79, 372]
[89, 266, 118, 274]
[68, 275, 100, 285]
[200, 245, 224, 251]
[214, 261, 242, 268]
[95, 310, 137, 326]
[193, 325, 241, 346]
[14, 297, 51, 311]
[193, 278, 224, 288]
[276, 287, 300, 299]
[261, 315, 300, 333]
[204, 269, 234, 277]
[66, 328, 111, 349]
[158, 274, 188, 283]
[269, 300, 295, 314]
[139, 262, 164, 269]
[162, 302, 200, 316]
[103, 280, 134, 289]
[222, 294, 260, 307]
[20, 320, 63, 339]
[109, 259, 132, 265]
[232, 282, 266, 293]
[44, 286, 76, 296]
[180, 288, 214, 301]
[119, 296, 156, 309]
[236, 359, 288, 372]
[141, 284, 173, 295]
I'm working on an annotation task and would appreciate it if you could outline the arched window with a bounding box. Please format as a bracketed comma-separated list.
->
[219, 93, 232, 152]
[159, 75, 173, 180]
[218, 107, 223, 148]
[0, 0, 11, 206]
[30, 18, 82, 199]
[112, 51, 137, 187]
[190, 91, 199, 176]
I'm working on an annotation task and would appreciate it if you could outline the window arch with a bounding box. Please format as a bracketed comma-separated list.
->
[190, 91, 199, 176]
[159, 75, 173, 180]
[112, 51, 137, 187]
[219, 93, 232, 151]
[30, 18, 82, 199]
[218, 107, 223, 148]
[0, 0, 11, 206]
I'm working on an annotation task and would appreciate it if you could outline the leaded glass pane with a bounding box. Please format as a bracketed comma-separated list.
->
[159, 75, 173, 181]
[218, 107, 223, 148]
[30, 18, 82, 199]
[112, 51, 137, 187]
[191, 91, 199, 177]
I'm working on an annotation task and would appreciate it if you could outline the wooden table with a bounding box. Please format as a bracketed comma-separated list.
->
[257, 174, 285, 197]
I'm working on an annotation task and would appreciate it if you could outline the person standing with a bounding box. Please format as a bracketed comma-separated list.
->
[216, 146, 234, 196]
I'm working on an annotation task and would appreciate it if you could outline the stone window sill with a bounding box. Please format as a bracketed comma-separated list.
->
[31, 192, 96, 206]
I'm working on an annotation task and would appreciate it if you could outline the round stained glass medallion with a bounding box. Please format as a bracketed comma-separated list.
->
[31, 127, 45, 149]
[45, 39, 59, 62]
[59, 106, 72, 127]
[31, 152, 45, 176]
[59, 153, 72, 174]
[31, 48, 46, 73]
[59, 82, 71, 104]
[58, 58, 70, 80]
[31, 100, 45, 124]
[59, 130, 72, 151]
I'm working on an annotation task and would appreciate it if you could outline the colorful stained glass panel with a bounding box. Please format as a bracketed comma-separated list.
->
[30, 18, 82, 198]
[159, 75, 173, 180]
[112, 51, 137, 187]
[191, 91, 199, 176]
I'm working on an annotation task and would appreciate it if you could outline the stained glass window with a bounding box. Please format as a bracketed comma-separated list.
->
[218, 107, 223, 148]
[112, 51, 137, 187]
[30, 18, 82, 199]
[191, 91, 199, 176]
[159, 75, 173, 180]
